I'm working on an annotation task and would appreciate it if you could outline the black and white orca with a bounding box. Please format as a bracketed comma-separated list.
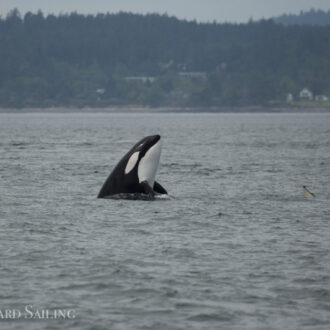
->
[97, 135, 167, 199]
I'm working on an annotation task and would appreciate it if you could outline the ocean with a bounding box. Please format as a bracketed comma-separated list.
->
[1, 112, 330, 329]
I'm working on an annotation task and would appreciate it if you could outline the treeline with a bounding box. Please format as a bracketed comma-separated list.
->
[275, 9, 330, 26]
[1, 9, 330, 108]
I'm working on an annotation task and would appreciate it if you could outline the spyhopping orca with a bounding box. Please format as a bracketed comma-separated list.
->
[98, 135, 167, 199]
[303, 186, 315, 198]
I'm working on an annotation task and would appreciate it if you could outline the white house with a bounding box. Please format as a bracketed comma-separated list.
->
[286, 93, 293, 102]
[96, 88, 106, 95]
[124, 76, 156, 84]
[315, 95, 329, 102]
[299, 88, 313, 101]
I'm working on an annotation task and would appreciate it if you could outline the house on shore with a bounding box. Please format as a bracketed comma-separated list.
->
[299, 88, 313, 101]
[315, 94, 329, 102]
[124, 76, 156, 84]
[286, 93, 294, 102]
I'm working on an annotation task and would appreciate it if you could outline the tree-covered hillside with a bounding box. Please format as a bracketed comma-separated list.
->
[1, 9, 330, 108]
[275, 9, 330, 26]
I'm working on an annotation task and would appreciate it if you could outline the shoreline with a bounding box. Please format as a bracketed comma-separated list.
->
[1, 106, 330, 113]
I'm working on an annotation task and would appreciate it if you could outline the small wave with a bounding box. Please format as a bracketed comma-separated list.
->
[188, 312, 233, 322]
[9, 141, 30, 146]
[206, 211, 226, 219]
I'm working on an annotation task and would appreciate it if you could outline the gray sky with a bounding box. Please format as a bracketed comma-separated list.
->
[1, 0, 330, 23]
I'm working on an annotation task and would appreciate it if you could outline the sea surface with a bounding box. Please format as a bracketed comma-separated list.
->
[0, 112, 330, 330]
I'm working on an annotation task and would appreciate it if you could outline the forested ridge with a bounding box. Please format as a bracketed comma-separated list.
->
[1, 9, 330, 108]
[275, 9, 330, 26]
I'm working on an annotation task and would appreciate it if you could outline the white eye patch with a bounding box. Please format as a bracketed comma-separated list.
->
[125, 152, 139, 174]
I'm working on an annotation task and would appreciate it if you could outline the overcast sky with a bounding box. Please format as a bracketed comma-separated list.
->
[1, 0, 330, 23]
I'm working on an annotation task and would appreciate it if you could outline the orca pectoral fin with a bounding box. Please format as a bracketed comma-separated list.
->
[140, 180, 155, 197]
[153, 181, 168, 194]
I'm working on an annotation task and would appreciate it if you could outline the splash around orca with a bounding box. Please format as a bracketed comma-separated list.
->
[97, 135, 168, 200]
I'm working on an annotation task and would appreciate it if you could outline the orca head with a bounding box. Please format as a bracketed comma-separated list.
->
[124, 135, 162, 187]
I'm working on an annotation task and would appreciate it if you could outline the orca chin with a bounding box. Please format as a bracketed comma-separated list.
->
[97, 135, 168, 199]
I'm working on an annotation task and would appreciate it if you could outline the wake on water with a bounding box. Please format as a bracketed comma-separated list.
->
[103, 193, 171, 201]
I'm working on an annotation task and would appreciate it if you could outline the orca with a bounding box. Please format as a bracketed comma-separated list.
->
[97, 135, 167, 199]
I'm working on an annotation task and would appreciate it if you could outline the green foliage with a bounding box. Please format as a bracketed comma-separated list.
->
[0, 10, 330, 108]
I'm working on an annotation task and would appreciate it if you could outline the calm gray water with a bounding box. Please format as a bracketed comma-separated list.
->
[1, 112, 330, 330]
